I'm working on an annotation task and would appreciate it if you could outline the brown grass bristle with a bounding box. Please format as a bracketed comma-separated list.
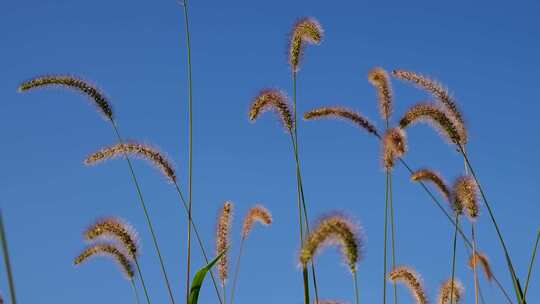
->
[18, 75, 113, 120]
[249, 89, 294, 132]
[74, 242, 134, 279]
[288, 17, 323, 73]
[382, 127, 407, 171]
[452, 175, 479, 219]
[399, 102, 464, 145]
[437, 278, 464, 304]
[216, 201, 233, 285]
[299, 214, 361, 273]
[388, 266, 428, 304]
[84, 142, 176, 183]
[468, 251, 493, 281]
[241, 205, 272, 239]
[83, 217, 139, 260]
[392, 69, 467, 143]
[411, 169, 451, 202]
[303, 106, 379, 137]
[368, 67, 392, 120]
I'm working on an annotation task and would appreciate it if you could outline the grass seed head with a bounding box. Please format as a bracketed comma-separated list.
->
[368, 67, 393, 120]
[74, 242, 134, 279]
[84, 217, 139, 259]
[452, 175, 479, 219]
[388, 266, 428, 304]
[241, 204, 272, 238]
[288, 17, 323, 73]
[411, 169, 451, 202]
[216, 201, 233, 285]
[304, 106, 379, 137]
[249, 89, 294, 132]
[382, 127, 407, 171]
[468, 251, 493, 281]
[437, 278, 464, 304]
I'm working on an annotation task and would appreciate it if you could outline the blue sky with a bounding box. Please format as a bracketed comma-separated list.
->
[1, 0, 539, 303]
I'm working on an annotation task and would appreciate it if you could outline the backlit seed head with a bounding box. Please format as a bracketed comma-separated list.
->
[452, 175, 479, 219]
[304, 106, 379, 137]
[437, 278, 464, 304]
[249, 89, 294, 132]
[288, 17, 323, 73]
[468, 251, 493, 281]
[241, 205, 272, 238]
[388, 266, 428, 304]
[382, 127, 407, 171]
[411, 169, 451, 202]
[216, 201, 233, 285]
[84, 217, 139, 259]
[368, 67, 393, 120]
[74, 242, 134, 279]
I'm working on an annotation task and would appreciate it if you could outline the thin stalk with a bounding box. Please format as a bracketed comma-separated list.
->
[0, 210, 16, 304]
[111, 121, 176, 304]
[389, 173, 397, 304]
[472, 224, 479, 304]
[131, 279, 141, 304]
[134, 258, 152, 304]
[230, 237, 246, 304]
[458, 144, 525, 304]
[524, 230, 539, 297]
[173, 182, 223, 304]
[383, 172, 389, 304]
[181, 1, 194, 303]
[292, 72, 314, 304]
[449, 214, 460, 304]
[353, 270, 360, 304]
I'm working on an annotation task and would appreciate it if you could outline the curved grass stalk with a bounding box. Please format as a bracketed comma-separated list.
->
[458, 144, 525, 304]
[180, 1, 195, 302]
[524, 230, 539, 298]
[0, 210, 16, 304]
[111, 122, 175, 304]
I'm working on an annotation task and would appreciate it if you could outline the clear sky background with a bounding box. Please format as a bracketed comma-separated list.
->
[1, 0, 539, 303]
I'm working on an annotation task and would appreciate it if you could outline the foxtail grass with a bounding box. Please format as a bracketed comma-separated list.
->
[437, 278, 464, 304]
[388, 266, 427, 304]
[299, 214, 362, 304]
[0, 210, 16, 304]
[18, 75, 176, 303]
[216, 201, 233, 301]
[230, 205, 272, 304]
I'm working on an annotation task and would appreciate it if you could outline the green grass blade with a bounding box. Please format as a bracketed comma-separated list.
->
[0, 210, 17, 304]
[189, 249, 227, 304]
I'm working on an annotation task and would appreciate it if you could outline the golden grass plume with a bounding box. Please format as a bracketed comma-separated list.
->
[392, 69, 467, 143]
[388, 266, 428, 304]
[468, 251, 493, 281]
[299, 214, 361, 273]
[241, 205, 272, 239]
[18, 75, 113, 120]
[74, 242, 134, 279]
[288, 17, 323, 72]
[399, 102, 464, 145]
[437, 278, 464, 304]
[84, 142, 176, 183]
[382, 127, 407, 170]
[452, 175, 479, 219]
[368, 67, 392, 120]
[304, 106, 379, 136]
[83, 217, 139, 259]
[216, 201, 233, 285]
[411, 169, 451, 202]
[249, 89, 294, 131]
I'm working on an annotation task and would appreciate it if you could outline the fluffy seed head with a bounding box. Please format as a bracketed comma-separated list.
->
[392, 69, 467, 143]
[288, 17, 323, 72]
[452, 176, 479, 219]
[399, 102, 464, 145]
[468, 251, 493, 281]
[304, 106, 379, 137]
[241, 205, 272, 238]
[411, 169, 451, 202]
[85, 142, 176, 183]
[382, 127, 407, 170]
[216, 201, 233, 285]
[18, 75, 113, 120]
[299, 214, 362, 273]
[368, 67, 393, 120]
[437, 278, 464, 304]
[84, 217, 139, 259]
[249, 89, 294, 132]
[74, 243, 134, 279]
[388, 266, 428, 304]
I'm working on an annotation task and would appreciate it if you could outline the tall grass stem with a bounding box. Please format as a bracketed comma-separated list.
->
[0, 210, 16, 304]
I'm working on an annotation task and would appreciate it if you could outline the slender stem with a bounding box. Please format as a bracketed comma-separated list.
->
[230, 237, 246, 304]
[173, 183, 223, 304]
[389, 172, 397, 304]
[449, 214, 460, 304]
[222, 284, 226, 304]
[472, 224, 479, 304]
[0, 210, 16, 304]
[181, 1, 194, 303]
[131, 278, 141, 304]
[458, 145, 525, 304]
[353, 271, 360, 304]
[111, 121, 176, 304]
[524, 230, 539, 297]
[383, 172, 389, 304]
[134, 258, 152, 304]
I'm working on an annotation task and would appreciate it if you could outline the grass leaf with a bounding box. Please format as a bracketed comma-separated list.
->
[189, 249, 226, 304]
